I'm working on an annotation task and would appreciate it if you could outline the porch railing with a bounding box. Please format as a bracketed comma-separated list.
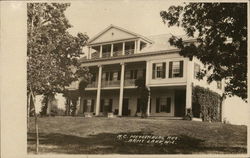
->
[102, 52, 111, 58]
[124, 79, 136, 87]
[125, 49, 134, 55]
[86, 81, 98, 88]
[113, 50, 122, 57]
[102, 80, 120, 87]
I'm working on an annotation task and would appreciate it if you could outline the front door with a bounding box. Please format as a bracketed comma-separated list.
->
[174, 90, 186, 117]
[122, 98, 129, 116]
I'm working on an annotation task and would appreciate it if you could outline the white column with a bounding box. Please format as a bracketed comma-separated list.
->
[186, 59, 193, 114]
[146, 87, 151, 116]
[122, 42, 125, 55]
[95, 65, 102, 116]
[75, 97, 81, 115]
[134, 40, 137, 54]
[118, 63, 125, 116]
[137, 39, 140, 53]
[145, 61, 150, 85]
[100, 45, 103, 58]
[88, 46, 91, 59]
[111, 44, 113, 57]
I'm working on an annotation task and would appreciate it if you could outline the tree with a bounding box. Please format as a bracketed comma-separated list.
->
[27, 3, 90, 153]
[160, 3, 247, 101]
[27, 3, 91, 116]
[135, 77, 149, 118]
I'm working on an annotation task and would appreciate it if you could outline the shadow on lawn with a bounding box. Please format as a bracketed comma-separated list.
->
[27, 132, 246, 154]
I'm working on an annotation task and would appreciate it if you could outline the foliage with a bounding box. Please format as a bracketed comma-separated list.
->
[27, 3, 91, 115]
[183, 108, 193, 120]
[192, 86, 222, 122]
[135, 77, 149, 118]
[160, 3, 247, 101]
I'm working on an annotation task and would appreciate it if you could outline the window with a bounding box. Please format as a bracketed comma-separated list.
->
[156, 97, 171, 113]
[91, 73, 96, 82]
[152, 62, 166, 79]
[194, 63, 200, 79]
[169, 61, 183, 78]
[130, 69, 138, 79]
[217, 81, 222, 89]
[104, 72, 113, 81]
[83, 99, 94, 112]
[101, 99, 113, 112]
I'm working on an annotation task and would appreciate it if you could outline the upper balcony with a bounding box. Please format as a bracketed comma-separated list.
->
[89, 40, 145, 60]
[86, 25, 152, 60]
[86, 62, 146, 89]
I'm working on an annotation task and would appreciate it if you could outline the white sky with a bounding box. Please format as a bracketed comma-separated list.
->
[65, 0, 186, 38]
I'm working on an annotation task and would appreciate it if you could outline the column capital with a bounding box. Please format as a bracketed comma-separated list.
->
[98, 64, 102, 68]
[120, 62, 125, 66]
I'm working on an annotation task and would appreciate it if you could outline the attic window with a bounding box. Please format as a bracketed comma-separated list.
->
[111, 32, 114, 36]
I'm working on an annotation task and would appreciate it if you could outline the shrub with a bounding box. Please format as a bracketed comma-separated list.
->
[192, 86, 222, 122]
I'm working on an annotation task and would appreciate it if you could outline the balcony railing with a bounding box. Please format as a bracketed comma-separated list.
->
[86, 81, 98, 88]
[102, 52, 111, 58]
[124, 79, 136, 87]
[86, 79, 138, 88]
[102, 80, 120, 87]
[113, 50, 122, 57]
[91, 52, 100, 59]
[125, 49, 134, 55]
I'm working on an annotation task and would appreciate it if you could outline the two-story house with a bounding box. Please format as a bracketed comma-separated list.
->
[67, 25, 224, 119]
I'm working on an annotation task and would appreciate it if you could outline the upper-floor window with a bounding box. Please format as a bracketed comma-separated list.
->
[130, 69, 138, 79]
[194, 63, 200, 79]
[113, 71, 121, 81]
[103, 71, 120, 81]
[152, 62, 166, 79]
[91, 73, 96, 82]
[169, 61, 183, 78]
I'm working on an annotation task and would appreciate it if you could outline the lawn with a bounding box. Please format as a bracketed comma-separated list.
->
[27, 116, 247, 154]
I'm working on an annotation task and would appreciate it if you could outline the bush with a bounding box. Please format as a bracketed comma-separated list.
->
[192, 86, 222, 122]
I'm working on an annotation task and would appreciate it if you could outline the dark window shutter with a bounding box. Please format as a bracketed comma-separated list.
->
[91, 73, 96, 82]
[169, 62, 173, 78]
[152, 63, 156, 79]
[130, 70, 133, 79]
[156, 98, 160, 113]
[162, 62, 166, 78]
[83, 99, 87, 113]
[105, 72, 109, 81]
[118, 71, 121, 80]
[143, 69, 146, 78]
[180, 61, 183, 77]
[137, 98, 141, 112]
[91, 99, 94, 112]
[150, 98, 152, 113]
[100, 99, 104, 112]
[78, 98, 82, 114]
[109, 99, 113, 112]
[135, 70, 138, 79]
[111, 72, 114, 81]
[167, 97, 171, 113]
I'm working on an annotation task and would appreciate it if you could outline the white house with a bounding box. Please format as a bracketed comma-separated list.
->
[65, 25, 229, 120]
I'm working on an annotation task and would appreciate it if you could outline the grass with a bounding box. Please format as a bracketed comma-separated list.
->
[27, 116, 247, 154]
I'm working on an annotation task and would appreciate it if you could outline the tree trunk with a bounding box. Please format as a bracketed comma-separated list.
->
[27, 92, 31, 131]
[30, 89, 39, 154]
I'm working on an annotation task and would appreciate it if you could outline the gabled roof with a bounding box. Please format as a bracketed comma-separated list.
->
[88, 24, 153, 44]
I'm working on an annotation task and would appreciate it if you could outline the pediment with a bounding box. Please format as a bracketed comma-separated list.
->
[89, 25, 139, 45]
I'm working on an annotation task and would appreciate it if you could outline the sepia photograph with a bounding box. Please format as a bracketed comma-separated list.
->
[1, 0, 249, 157]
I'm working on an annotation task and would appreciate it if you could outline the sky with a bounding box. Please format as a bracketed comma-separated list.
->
[64, 0, 186, 38]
